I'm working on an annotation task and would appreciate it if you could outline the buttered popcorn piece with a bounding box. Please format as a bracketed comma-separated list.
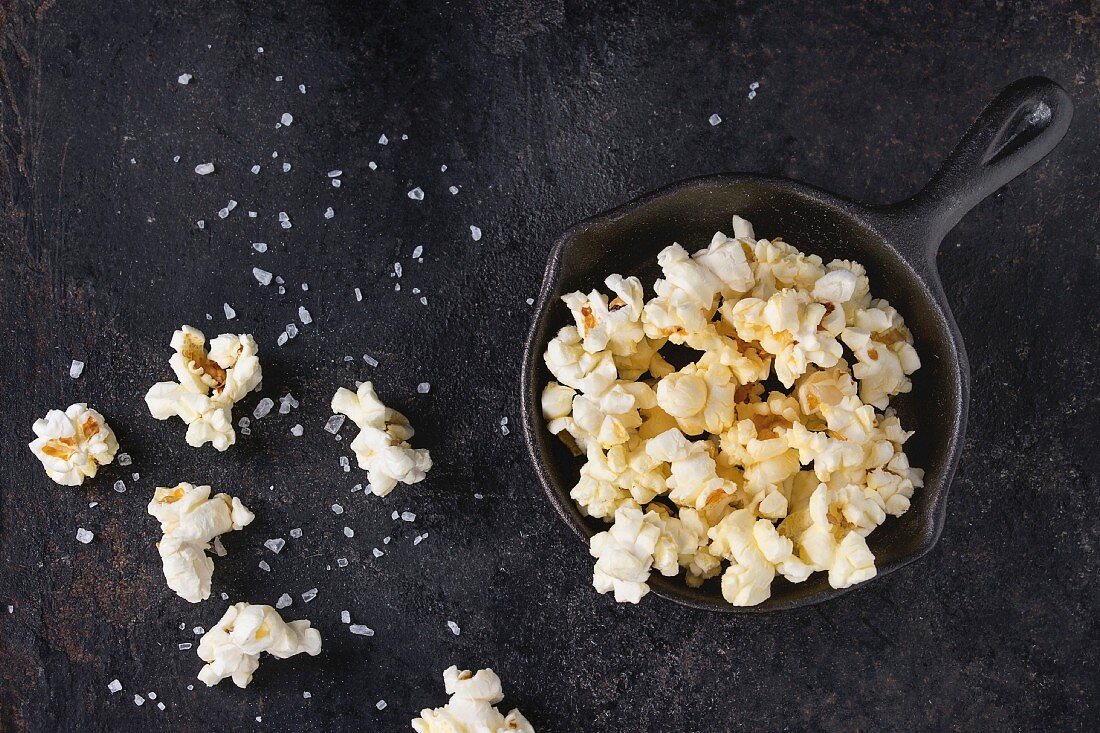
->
[196, 603, 321, 688]
[28, 404, 118, 485]
[148, 483, 255, 603]
[145, 326, 262, 450]
[412, 666, 535, 733]
[541, 214, 923, 606]
[331, 381, 432, 496]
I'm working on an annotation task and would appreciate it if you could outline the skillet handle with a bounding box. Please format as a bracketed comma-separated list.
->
[890, 76, 1073, 262]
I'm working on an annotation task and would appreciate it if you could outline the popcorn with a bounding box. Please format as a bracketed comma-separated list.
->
[196, 603, 321, 688]
[148, 483, 254, 603]
[331, 381, 432, 496]
[28, 404, 118, 485]
[144, 326, 262, 450]
[411, 666, 534, 733]
[541, 214, 922, 606]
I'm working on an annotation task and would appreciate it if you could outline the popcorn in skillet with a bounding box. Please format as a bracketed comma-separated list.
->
[331, 381, 432, 496]
[28, 403, 118, 485]
[541, 214, 924, 606]
[196, 602, 321, 688]
[148, 482, 254, 603]
[412, 666, 534, 733]
[144, 326, 262, 450]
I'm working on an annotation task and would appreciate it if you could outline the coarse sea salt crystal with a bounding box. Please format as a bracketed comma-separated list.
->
[440, 164, 448, 172]
[354, 287, 363, 302]
[264, 538, 286, 554]
[351, 483, 362, 493]
[394, 262, 403, 277]
[286, 323, 299, 339]
[290, 528, 303, 539]
[363, 354, 378, 367]
[254, 398, 274, 419]
[134, 694, 145, 706]
[470, 225, 482, 241]
[113, 480, 126, 493]
[419, 296, 428, 306]
[298, 306, 312, 325]
[526, 297, 535, 305]
[276, 593, 292, 609]
[223, 303, 236, 319]
[376, 700, 387, 710]
[194, 626, 205, 635]
[474, 492, 483, 499]
[331, 504, 344, 515]
[89, 501, 98, 508]
[748, 89, 757, 100]
[282, 162, 292, 173]
[251, 165, 261, 174]
[279, 393, 298, 414]
[291, 424, 304, 436]
[417, 383, 430, 394]
[407, 187, 424, 200]
[69, 360, 84, 379]
[252, 242, 268, 253]
[412, 245, 423, 258]
[253, 267, 273, 285]
[108, 680, 122, 693]
[280, 112, 293, 126]
[349, 624, 374, 636]
[258, 561, 271, 572]
[413, 534, 425, 546]
[178, 73, 192, 84]
[303, 691, 311, 699]
[709, 113, 722, 126]
[277, 332, 289, 347]
[449, 185, 459, 195]
[218, 207, 230, 219]
[196, 220, 205, 229]
[194, 163, 214, 175]
[383, 536, 391, 544]
[324, 414, 346, 434]
[447, 620, 460, 636]
[343, 526, 354, 538]
[157, 702, 165, 711]
[378, 134, 388, 145]
[325, 207, 334, 219]
[178, 642, 192, 650]
[401, 511, 416, 522]
[147, 692, 157, 700]
[372, 548, 383, 558]
[299, 84, 306, 93]
[341, 610, 351, 623]
[336, 558, 348, 568]
[302, 588, 318, 603]
[368, 161, 377, 170]
[76, 528, 93, 544]
[327, 170, 342, 178]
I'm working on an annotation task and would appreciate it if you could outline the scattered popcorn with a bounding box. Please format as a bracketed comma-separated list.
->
[412, 666, 534, 733]
[69, 360, 84, 379]
[28, 403, 118, 485]
[147, 483, 254, 603]
[76, 528, 94, 544]
[542, 214, 922, 606]
[196, 603, 321, 688]
[331, 381, 432, 496]
[144, 326, 262, 451]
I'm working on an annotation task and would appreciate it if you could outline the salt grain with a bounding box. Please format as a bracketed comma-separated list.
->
[447, 620, 461, 636]
[376, 700, 387, 710]
[298, 306, 312, 324]
[331, 504, 344, 515]
[264, 538, 286, 554]
[349, 624, 374, 636]
[251, 165, 261, 174]
[290, 528, 302, 539]
[324, 414, 346, 434]
[251, 242, 268, 253]
[378, 134, 388, 145]
[343, 526, 354, 538]
[194, 163, 214, 175]
[223, 303, 236, 320]
[196, 220, 205, 229]
[419, 296, 428, 306]
[407, 187, 424, 201]
[709, 113, 722, 126]
[474, 492, 483, 499]
[303, 691, 311, 699]
[113, 480, 126, 493]
[253, 267, 273, 285]
[470, 225, 482, 241]
[280, 112, 293, 126]
[134, 694, 145, 706]
[372, 548, 383, 558]
[277, 332, 289, 347]
[279, 393, 298, 414]
[178, 642, 192, 650]
[69, 360, 84, 379]
[368, 161, 378, 170]
[108, 680, 122, 694]
[286, 323, 299, 339]
[412, 245, 423, 258]
[302, 588, 318, 603]
[363, 353, 378, 367]
[282, 162, 292, 173]
[327, 170, 342, 178]
[748, 89, 757, 100]
[299, 84, 306, 93]
[324, 207, 334, 219]
[449, 185, 459, 195]
[336, 558, 349, 568]
[341, 610, 351, 623]
[157, 702, 165, 711]
[276, 593, 292, 609]
[383, 536, 391, 544]
[76, 528, 94, 544]
[440, 164, 448, 172]
[417, 382, 430, 394]
[258, 561, 271, 572]
[253, 398, 274, 419]
[401, 511, 416, 522]
[291, 424, 304, 436]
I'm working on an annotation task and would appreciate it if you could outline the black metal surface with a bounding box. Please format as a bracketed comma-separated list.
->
[522, 77, 1073, 612]
[1, 1, 1097, 731]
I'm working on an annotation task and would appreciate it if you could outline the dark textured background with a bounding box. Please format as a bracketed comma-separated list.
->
[1, 1, 1097, 731]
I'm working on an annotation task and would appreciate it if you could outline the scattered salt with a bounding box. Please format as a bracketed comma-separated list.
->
[331, 504, 344, 515]
[470, 225, 482, 241]
[253, 398, 274, 419]
[447, 620, 461, 636]
[280, 112, 293, 126]
[134, 694, 145, 706]
[394, 262, 403, 277]
[258, 561, 271, 572]
[282, 162, 292, 173]
[279, 393, 298, 414]
[291, 424, 304, 436]
[401, 511, 416, 522]
[417, 382, 430, 394]
[363, 354, 378, 367]
[157, 702, 165, 711]
[196, 220, 205, 229]
[324, 206, 334, 219]
[336, 558, 349, 568]
[277, 332, 289, 347]
[407, 187, 424, 201]
[378, 134, 388, 145]
[368, 161, 378, 170]
[194, 163, 214, 175]
[223, 303, 236, 320]
[343, 526, 354, 538]
[76, 528, 93, 544]
[286, 323, 299, 339]
[108, 680, 122, 694]
[324, 414, 346, 434]
[178, 642, 192, 650]
[299, 84, 306, 93]
[251, 165, 261, 174]
[113, 480, 126, 493]
[709, 113, 722, 126]
[301, 588, 318, 603]
[69, 360, 84, 379]
[419, 296, 428, 306]
[449, 185, 459, 195]
[253, 267, 273, 286]
[298, 306, 312, 324]
[412, 245, 423, 258]
[264, 538, 286, 554]
[303, 691, 311, 699]
[383, 536, 391, 544]
[354, 287, 363, 302]
[349, 624, 374, 636]
[440, 164, 448, 172]
[372, 548, 383, 558]
[327, 170, 342, 178]
[474, 493, 483, 500]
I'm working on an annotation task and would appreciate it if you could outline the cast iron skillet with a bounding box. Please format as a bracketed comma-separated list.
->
[520, 77, 1073, 612]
